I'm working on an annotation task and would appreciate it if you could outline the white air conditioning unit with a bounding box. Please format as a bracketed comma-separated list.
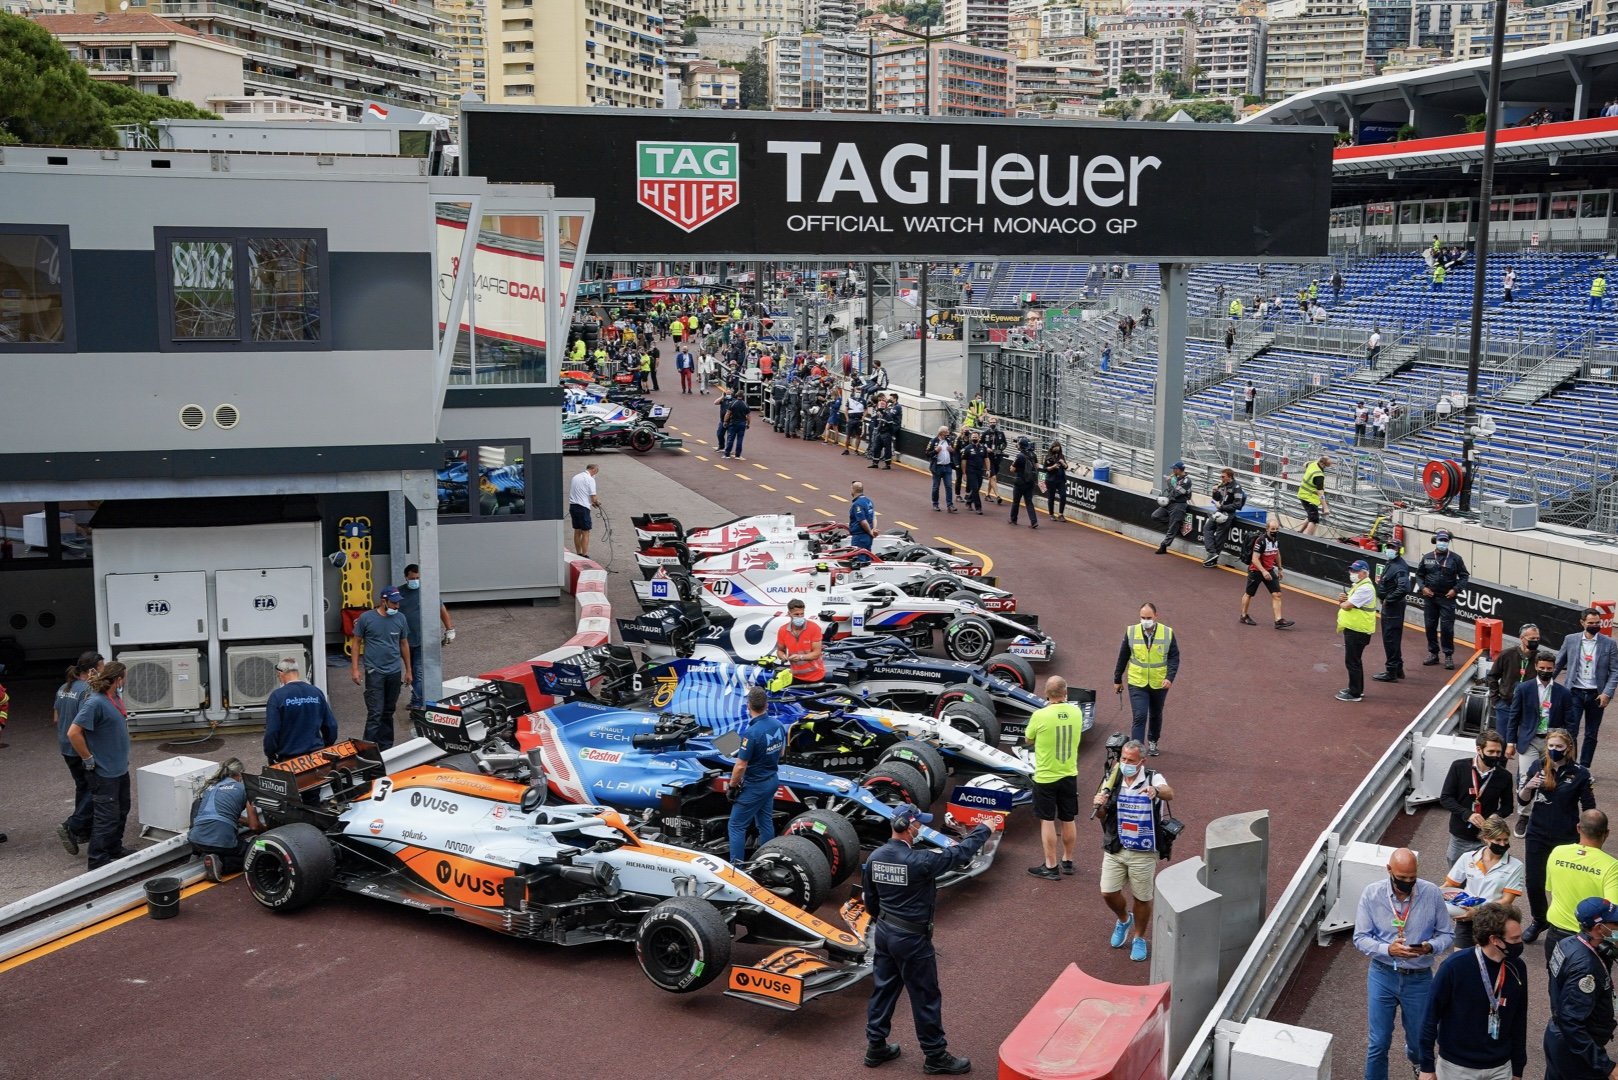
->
[226, 644, 308, 709]
[116, 649, 205, 712]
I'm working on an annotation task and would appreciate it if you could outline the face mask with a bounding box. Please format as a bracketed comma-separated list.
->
[1588, 623, 1603, 636]
[1539, 671, 1555, 683]
[406, 579, 420, 590]
[1389, 875, 1417, 895]
[1119, 762, 1140, 778]
[1481, 755, 1503, 770]
[1489, 842, 1510, 857]
[1522, 640, 1539, 654]
[790, 617, 805, 629]
[1140, 618, 1156, 630]
[1550, 747, 1567, 762]
[1502, 941, 1525, 959]
[1436, 541, 1449, 552]
[388, 604, 400, 615]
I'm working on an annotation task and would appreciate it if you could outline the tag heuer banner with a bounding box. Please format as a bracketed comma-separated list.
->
[462, 107, 1331, 260]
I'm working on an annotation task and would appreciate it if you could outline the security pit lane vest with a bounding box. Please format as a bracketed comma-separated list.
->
[1126, 624, 1173, 689]
[1299, 461, 1326, 506]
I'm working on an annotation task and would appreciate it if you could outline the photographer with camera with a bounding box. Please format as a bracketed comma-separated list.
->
[1201, 469, 1246, 568]
[1093, 738, 1175, 962]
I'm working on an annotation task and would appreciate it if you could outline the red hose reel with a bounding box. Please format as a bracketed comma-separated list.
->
[1422, 459, 1463, 505]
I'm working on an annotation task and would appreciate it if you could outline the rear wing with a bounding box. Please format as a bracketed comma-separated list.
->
[247, 739, 385, 827]
[617, 602, 711, 647]
[411, 681, 534, 752]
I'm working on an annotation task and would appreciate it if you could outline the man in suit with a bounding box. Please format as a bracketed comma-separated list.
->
[1489, 624, 1543, 777]
[1555, 608, 1618, 769]
[1506, 648, 1580, 771]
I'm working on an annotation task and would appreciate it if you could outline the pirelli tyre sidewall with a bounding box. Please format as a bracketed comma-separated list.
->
[985, 651, 1037, 692]
[944, 613, 996, 665]
[244, 823, 335, 913]
[751, 834, 833, 912]
[629, 426, 657, 453]
[784, 808, 863, 887]
[879, 740, 948, 804]
[635, 897, 733, 993]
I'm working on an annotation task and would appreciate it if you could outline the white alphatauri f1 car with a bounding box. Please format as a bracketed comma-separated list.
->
[629, 564, 1054, 665]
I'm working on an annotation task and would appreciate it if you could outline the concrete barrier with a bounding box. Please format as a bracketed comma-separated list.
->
[1151, 857, 1224, 1068]
[1204, 811, 1270, 990]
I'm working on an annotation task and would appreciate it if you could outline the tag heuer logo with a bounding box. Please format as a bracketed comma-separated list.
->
[637, 141, 739, 232]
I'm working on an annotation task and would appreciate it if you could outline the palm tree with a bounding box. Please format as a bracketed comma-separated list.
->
[1155, 68, 1178, 94]
[1119, 68, 1145, 89]
[1183, 64, 1206, 94]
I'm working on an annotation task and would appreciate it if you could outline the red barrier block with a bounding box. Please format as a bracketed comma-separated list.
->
[577, 601, 613, 622]
[566, 558, 603, 595]
[1475, 618, 1503, 658]
[566, 631, 610, 649]
[1596, 600, 1616, 638]
[999, 964, 1170, 1080]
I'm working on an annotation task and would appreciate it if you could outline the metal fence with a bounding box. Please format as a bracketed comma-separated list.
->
[1505, 434, 1618, 526]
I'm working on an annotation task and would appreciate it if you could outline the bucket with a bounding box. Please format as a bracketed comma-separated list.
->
[144, 875, 182, 920]
[1091, 458, 1111, 483]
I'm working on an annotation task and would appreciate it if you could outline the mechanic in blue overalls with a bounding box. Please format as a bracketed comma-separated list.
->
[727, 686, 785, 864]
[849, 481, 877, 562]
[1546, 896, 1618, 1080]
[862, 805, 996, 1075]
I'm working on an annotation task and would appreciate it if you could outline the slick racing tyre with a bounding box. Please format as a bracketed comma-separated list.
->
[785, 809, 862, 887]
[751, 834, 833, 911]
[943, 613, 996, 665]
[879, 741, 948, 804]
[940, 698, 1002, 746]
[629, 426, 657, 453]
[860, 761, 930, 811]
[636, 897, 732, 993]
[921, 573, 962, 599]
[984, 652, 1037, 691]
[244, 823, 335, 913]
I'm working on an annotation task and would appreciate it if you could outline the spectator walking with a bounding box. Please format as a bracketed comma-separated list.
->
[1542, 809, 1618, 965]
[1337, 559, 1379, 701]
[675, 347, 694, 393]
[1502, 267, 1517, 304]
[1114, 602, 1178, 755]
[263, 657, 339, 763]
[1367, 328, 1383, 366]
[1440, 730, 1515, 865]
[1094, 739, 1174, 961]
[723, 388, 751, 460]
[1355, 401, 1370, 445]
[1488, 626, 1544, 773]
[1355, 848, 1454, 1080]
[67, 661, 135, 870]
[53, 650, 100, 856]
[1505, 648, 1577, 790]
[1043, 440, 1069, 521]
[1202, 468, 1245, 567]
[569, 463, 600, 559]
[1554, 608, 1618, 770]
[1153, 462, 1192, 555]
[399, 563, 453, 708]
[928, 426, 957, 513]
[351, 587, 412, 752]
[1241, 519, 1288, 624]
[1373, 543, 1414, 683]
[961, 429, 987, 514]
[1442, 821, 1525, 950]
[1545, 897, 1618, 1080]
[1518, 729, 1595, 941]
[1592, 272, 1607, 313]
[1008, 436, 1040, 528]
[1416, 901, 1528, 1080]
[698, 350, 717, 394]
[1298, 455, 1332, 535]
[1417, 531, 1470, 670]
[1244, 381, 1256, 418]
[983, 418, 1007, 504]
[842, 390, 866, 456]
[1025, 676, 1084, 880]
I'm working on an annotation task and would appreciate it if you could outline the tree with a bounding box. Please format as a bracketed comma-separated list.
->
[92, 80, 215, 129]
[1142, 99, 1234, 122]
[686, 14, 711, 25]
[0, 13, 114, 145]
[1119, 68, 1145, 89]
[1154, 69, 1178, 94]
[737, 47, 768, 109]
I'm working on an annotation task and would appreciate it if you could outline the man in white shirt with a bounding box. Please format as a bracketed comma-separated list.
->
[1555, 608, 1618, 768]
[1366, 329, 1383, 366]
[569, 463, 600, 558]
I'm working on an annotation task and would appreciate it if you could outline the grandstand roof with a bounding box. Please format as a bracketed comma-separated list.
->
[1333, 115, 1618, 175]
[1244, 34, 1618, 135]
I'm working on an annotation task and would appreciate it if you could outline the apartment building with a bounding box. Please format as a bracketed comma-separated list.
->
[1452, 0, 1585, 59]
[32, 12, 245, 107]
[1092, 16, 1187, 89]
[806, 0, 858, 33]
[1041, 3, 1090, 38]
[876, 41, 1014, 115]
[944, 0, 1011, 52]
[433, 0, 487, 108]
[142, 0, 450, 118]
[765, 32, 871, 111]
[1013, 57, 1105, 114]
[1380, 42, 1444, 70]
[680, 57, 741, 105]
[1009, 11, 1043, 56]
[1191, 15, 1263, 97]
[1263, 0, 1366, 99]
[1365, 0, 1412, 63]
[492, 0, 665, 108]
[687, 0, 804, 34]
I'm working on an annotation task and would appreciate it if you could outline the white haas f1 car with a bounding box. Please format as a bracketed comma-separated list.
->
[633, 513, 983, 575]
[630, 562, 1053, 665]
[239, 738, 876, 1007]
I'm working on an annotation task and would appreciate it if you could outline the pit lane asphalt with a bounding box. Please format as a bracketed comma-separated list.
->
[0, 364, 1460, 1080]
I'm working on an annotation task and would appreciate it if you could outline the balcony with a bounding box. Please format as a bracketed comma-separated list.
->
[85, 59, 176, 73]
[248, 39, 446, 92]
[156, 1, 445, 67]
[243, 67, 443, 110]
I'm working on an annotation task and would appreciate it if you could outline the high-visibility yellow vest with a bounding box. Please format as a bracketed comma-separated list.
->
[1594, 277, 1607, 298]
[1433, 265, 1446, 283]
[640, 354, 651, 372]
[1229, 299, 1243, 317]
[1299, 460, 1326, 505]
[1337, 580, 1378, 634]
[570, 339, 585, 360]
[1126, 623, 1174, 689]
[966, 400, 987, 427]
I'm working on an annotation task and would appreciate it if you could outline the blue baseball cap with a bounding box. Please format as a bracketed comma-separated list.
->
[380, 586, 403, 603]
[1171, 461, 1185, 470]
[891, 804, 933, 830]
[1434, 529, 1453, 542]
[1350, 560, 1370, 572]
[1578, 897, 1618, 929]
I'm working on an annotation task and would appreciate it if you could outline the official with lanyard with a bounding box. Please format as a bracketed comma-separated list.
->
[1417, 900, 1528, 1080]
[1547, 897, 1618, 1080]
[1355, 848, 1455, 1080]
[861, 804, 995, 1075]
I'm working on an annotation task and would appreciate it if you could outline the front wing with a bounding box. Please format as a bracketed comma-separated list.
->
[725, 899, 874, 1011]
